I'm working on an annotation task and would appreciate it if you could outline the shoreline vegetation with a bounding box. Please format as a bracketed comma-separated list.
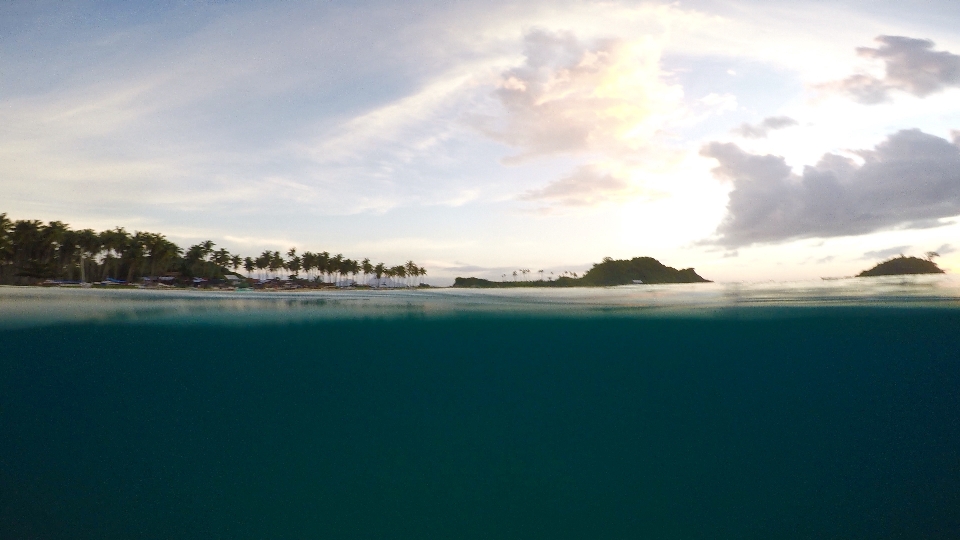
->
[0, 213, 426, 289]
[0, 213, 950, 291]
[453, 257, 711, 288]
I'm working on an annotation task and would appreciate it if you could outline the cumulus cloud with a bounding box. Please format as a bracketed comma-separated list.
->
[731, 116, 798, 138]
[701, 128, 960, 247]
[474, 29, 682, 161]
[823, 36, 960, 104]
[518, 165, 637, 207]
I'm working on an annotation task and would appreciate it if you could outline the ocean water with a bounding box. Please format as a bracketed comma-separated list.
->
[2, 278, 960, 539]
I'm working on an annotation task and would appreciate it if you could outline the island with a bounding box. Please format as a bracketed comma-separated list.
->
[453, 256, 711, 288]
[857, 255, 945, 277]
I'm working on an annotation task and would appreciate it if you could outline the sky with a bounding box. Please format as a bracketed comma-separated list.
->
[3, 0, 960, 284]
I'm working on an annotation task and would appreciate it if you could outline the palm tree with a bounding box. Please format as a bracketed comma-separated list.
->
[301, 251, 315, 280]
[42, 221, 69, 278]
[287, 251, 302, 279]
[538, 269, 544, 281]
[374, 262, 385, 287]
[256, 251, 271, 280]
[123, 232, 149, 282]
[317, 251, 330, 283]
[200, 240, 215, 258]
[12, 220, 44, 279]
[342, 258, 357, 285]
[269, 251, 284, 279]
[139, 232, 176, 278]
[393, 265, 407, 287]
[0, 213, 14, 282]
[350, 259, 361, 285]
[212, 248, 232, 269]
[9, 220, 42, 278]
[74, 228, 101, 283]
[98, 227, 131, 280]
[405, 261, 417, 287]
[244, 257, 255, 277]
[331, 253, 344, 284]
[0, 213, 12, 264]
[362, 258, 372, 285]
[186, 241, 221, 279]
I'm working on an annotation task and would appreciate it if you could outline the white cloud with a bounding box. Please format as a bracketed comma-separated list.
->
[473, 29, 684, 162]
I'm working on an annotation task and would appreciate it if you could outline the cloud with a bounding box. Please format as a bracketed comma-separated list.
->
[701, 128, 960, 247]
[822, 36, 960, 104]
[518, 165, 638, 207]
[470, 29, 690, 211]
[441, 264, 494, 273]
[473, 29, 682, 161]
[731, 116, 798, 138]
[935, 243, 956, 255]
[862, 246, 910, 260]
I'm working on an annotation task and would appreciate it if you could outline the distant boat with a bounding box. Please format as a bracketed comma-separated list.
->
[632, 279, 644, 284]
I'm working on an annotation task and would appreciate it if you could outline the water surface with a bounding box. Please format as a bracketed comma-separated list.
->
[2, 278, 959, 538]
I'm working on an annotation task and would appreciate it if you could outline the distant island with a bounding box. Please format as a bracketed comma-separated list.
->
[454, 256, 710, 288]
[857, 255, 945, 277]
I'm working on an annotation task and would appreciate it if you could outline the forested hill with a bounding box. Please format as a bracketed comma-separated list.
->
[580, 257, 710, 285]
[453, 257, 710, 288]
[857, 256, 945, 277]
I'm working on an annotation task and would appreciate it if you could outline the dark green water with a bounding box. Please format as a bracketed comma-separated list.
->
[2, 310, 960, 538]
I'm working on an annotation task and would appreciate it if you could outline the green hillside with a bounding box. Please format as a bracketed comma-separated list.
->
[580, 257, 710, 286]
[453, 257, 710, 288]
[857, 256, 944, 277]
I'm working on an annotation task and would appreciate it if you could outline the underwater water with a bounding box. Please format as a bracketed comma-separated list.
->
[2, 278, 960, 539]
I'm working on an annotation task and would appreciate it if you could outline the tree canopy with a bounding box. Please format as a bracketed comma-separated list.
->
[0, 213, 426, 287]
[579, 256, 710, 285]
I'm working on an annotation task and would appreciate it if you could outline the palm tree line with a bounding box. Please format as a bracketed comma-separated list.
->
[244, 248, 426, 286]
[501, 269, 578, 282]
[0, 213, 426, 287]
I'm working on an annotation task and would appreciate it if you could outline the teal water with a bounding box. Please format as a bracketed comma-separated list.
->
[2, 280, 960, 538]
